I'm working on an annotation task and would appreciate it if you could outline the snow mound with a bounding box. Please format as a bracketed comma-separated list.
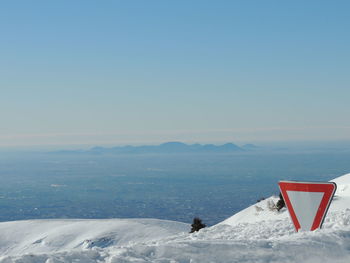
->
[0, 219, 189, 262]
[332, 173, 350, 197]
[221, 173, 350, 227]
[1, 173, 350, 262]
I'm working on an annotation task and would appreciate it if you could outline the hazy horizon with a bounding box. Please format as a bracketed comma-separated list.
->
[1, 139, 350, 153]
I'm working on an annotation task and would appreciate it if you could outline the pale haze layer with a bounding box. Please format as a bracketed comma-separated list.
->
[1, 1, 349, 147]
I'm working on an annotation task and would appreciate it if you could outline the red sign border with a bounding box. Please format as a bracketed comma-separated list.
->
[278, 181, 337, 231]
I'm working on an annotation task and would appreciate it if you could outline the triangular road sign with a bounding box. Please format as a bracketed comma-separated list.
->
[278, 181, 337, 232]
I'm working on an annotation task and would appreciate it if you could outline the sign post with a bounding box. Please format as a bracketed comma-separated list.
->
[278, 181, 336, 232]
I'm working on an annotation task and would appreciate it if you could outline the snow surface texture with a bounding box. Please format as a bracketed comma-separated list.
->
[1, 174, 350, 262]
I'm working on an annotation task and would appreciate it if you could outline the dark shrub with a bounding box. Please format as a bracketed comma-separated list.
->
[276, 192, 285, 211]
[190, 217, 206, 233]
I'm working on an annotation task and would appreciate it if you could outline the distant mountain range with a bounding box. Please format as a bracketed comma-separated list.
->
[53, 142, 259, 155]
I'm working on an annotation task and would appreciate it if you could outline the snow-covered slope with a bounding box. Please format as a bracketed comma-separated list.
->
[221, 173, 350, 227]
[0, 219, 189, 258]
[1, 174, 350, 263]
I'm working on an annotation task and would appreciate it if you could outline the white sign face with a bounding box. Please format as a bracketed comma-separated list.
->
[286, 191, 324, 231]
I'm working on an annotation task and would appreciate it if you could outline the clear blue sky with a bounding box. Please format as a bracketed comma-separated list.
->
[1, 1, 349, 148]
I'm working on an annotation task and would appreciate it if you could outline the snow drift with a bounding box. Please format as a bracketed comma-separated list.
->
[1, 174, 350, 262]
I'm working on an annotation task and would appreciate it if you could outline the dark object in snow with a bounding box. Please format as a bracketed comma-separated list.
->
[190, 217, 206, 233]
[276, 192, 285, 211]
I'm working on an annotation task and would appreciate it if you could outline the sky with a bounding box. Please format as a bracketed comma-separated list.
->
[1, 0, 349, 148]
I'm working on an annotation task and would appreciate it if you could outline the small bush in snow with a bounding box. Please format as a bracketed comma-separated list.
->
[190, 217, 206, 233]
[276, 192, 285, 211]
